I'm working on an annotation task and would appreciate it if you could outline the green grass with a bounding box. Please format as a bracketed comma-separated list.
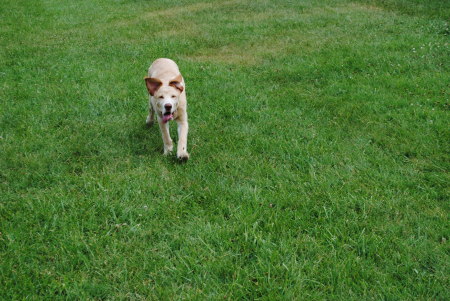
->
[1, 0, 449, 299]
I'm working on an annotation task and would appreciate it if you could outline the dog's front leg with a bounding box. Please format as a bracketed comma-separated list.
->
[176, 119, 189, 161]
[158, 119, 173, 155]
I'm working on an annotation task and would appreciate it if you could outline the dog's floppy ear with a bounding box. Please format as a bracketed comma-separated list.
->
[169, 74, 184, 93]
[144, 77, 162, 96]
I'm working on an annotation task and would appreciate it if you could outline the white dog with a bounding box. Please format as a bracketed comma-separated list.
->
[144, 58, 189, 161]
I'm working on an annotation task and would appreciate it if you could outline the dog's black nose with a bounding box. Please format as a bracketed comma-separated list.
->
[164, 104, 172, 111]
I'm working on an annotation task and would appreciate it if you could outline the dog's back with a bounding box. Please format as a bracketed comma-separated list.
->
[148, 58, 180, 84]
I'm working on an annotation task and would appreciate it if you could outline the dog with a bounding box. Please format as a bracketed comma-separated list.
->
[144, 58, 189, 161]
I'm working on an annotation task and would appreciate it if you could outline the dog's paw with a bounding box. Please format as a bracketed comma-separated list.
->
[177, 151, 190, 161]
[163, 144, 173, 155]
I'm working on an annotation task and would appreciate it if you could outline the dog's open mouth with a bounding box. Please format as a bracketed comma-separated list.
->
[162, 112, 173, 123]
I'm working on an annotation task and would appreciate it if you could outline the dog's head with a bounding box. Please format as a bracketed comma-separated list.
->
[145, 75, 184, 123]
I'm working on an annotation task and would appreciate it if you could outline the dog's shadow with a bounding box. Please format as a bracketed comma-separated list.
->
[126, 122, 187, 164]
[126, 122, 162, 156]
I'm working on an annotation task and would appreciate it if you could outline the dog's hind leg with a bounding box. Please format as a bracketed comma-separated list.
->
[146, 105, 155, 126]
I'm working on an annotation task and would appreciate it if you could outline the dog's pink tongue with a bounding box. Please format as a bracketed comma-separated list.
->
[163, 114, 173, 123]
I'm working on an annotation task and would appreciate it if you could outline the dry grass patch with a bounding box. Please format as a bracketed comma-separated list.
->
[115, 0, 240, 28]
[185, 3, 392, 65]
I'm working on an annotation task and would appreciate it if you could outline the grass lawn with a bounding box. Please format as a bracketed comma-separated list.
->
[1, 0, 449, 299]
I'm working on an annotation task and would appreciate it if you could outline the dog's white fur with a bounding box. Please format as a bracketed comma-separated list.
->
[145, 58, 189, 160]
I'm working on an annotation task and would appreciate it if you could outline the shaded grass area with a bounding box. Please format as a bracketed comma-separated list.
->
[1, 0, 449, 299]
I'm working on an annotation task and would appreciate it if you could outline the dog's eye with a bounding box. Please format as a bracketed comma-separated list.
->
[158, 96, 163, 99]
[171, 95, 176, 98]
